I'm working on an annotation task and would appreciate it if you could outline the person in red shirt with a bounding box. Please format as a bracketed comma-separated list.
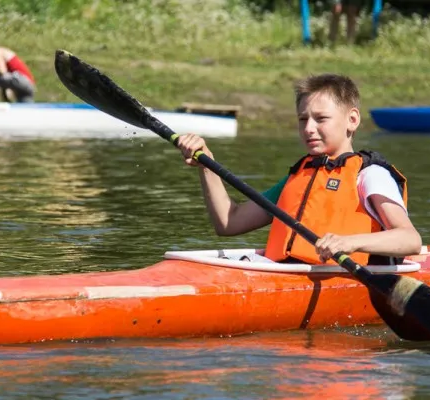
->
[0, 47, 35, 102]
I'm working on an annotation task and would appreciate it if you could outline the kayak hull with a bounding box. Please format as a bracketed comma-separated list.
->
[0, 248, 429, 345]
[0, 103, 237, 139]
[370, 107, 430, 133]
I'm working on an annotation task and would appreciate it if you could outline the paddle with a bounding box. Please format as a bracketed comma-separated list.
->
[54, 49, 430, 341]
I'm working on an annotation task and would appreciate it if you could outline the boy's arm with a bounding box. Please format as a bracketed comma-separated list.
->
[176, 133, 272, 236]
[202, 173, 288, 236]
[351, 194, 422, 255]
[315, 195, 422, 262]
[198, 167, 272, 236]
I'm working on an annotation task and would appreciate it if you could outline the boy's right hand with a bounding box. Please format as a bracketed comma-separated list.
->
[176, 133, 214, 167]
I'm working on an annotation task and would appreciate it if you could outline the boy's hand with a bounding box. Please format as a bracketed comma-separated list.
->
[176, 133, 214, 167]
[315, 233, 359, 263]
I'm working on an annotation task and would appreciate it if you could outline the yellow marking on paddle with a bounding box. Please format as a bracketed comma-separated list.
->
[389, 276, 423, 316]
[338, 254, 349, 264]
[193, 150, 204, 161]
[170, 133, 180, 143]
[338, 254, 363, 273]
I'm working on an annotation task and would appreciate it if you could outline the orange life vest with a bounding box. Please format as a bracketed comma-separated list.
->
[264, 151, 407, 265]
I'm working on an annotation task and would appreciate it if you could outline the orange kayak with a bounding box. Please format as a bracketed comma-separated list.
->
[0, 246, 429, 345]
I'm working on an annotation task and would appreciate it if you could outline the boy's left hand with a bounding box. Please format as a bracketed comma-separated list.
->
[315, 233, 359, 263]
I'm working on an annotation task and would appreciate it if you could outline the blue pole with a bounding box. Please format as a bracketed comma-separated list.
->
[300, 0, 311, 44]
[372, 0, 382, 39]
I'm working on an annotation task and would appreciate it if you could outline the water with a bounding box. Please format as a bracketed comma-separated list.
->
[1, 330, 430, 399]
[0, 133, 430, 398]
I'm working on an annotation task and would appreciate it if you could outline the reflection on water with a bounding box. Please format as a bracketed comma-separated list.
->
[0, 134, 430, 397]
[0, 329, 429, 399]
[1, 135, 429, 276]
[0, 137, 299, 275]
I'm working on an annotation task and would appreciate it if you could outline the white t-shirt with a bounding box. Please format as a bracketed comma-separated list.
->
[357, 165, 406, 228]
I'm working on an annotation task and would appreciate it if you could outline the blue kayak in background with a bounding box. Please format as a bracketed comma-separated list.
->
[370, 107, 430, 133]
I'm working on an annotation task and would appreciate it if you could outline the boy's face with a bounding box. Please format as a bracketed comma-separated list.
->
[297, 91, 360, 158]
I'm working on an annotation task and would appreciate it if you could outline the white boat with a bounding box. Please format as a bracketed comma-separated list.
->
[0, 102, 238, 139]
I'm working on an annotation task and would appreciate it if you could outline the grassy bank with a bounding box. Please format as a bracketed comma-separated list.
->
[3, 0, 430, 135]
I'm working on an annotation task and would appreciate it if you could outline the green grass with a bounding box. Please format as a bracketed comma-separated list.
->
[3, 0, 430, 135]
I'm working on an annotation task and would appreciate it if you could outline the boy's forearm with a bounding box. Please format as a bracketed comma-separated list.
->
[353, 227, 422, 256]
[198, 166, 237, 235]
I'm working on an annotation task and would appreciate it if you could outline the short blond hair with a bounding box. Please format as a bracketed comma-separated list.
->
[294, 74, 360, 110]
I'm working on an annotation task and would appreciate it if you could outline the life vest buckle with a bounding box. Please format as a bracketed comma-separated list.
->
[321, 155, 329, 166]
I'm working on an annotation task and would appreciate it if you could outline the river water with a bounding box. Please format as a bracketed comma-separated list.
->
[1, 132, 430, 398]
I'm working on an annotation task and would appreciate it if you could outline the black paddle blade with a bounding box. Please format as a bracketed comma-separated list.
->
[368, 273, 430, 341]
[54, 49, 175, 141]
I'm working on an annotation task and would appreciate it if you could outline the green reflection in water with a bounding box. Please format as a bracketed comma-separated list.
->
[0, 133, 429, 276]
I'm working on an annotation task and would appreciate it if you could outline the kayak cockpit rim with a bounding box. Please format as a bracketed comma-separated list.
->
[163, 248, 427, 274]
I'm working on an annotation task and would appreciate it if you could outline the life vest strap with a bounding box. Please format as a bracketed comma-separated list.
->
[304, 152, 357, 171]
[289, 151, 406, 188]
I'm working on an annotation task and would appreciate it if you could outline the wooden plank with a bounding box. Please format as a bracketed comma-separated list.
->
[177, 102, 241, 117]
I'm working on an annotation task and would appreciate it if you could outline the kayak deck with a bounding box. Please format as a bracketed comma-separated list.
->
[0, 247, 429, 344]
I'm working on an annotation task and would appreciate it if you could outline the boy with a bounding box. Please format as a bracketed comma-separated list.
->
[0, 47, 35, 102]
[176, 74, 422, 265]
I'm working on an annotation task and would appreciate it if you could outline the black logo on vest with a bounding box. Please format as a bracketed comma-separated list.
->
[326, 178, 340, 191]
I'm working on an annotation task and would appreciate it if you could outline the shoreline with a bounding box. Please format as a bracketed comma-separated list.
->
[3, 3, 429, 136]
